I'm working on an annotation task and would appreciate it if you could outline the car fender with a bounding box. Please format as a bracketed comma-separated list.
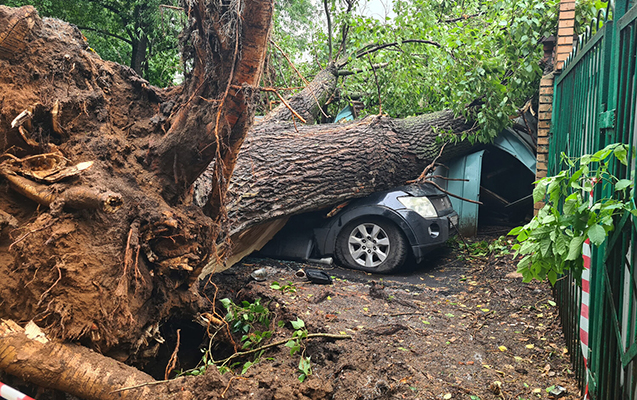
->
[315, 205, 418, 256]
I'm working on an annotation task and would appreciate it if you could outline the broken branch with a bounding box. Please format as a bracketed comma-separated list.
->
[216, 333, 351, 366]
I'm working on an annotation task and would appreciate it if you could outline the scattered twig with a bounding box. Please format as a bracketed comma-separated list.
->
[390, 311, 424, 317]
[215, 333, 352, 366]
[221, 376, 248, 398]
[407, 326, 427, 336]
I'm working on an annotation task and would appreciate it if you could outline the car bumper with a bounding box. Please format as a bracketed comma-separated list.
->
[402, 210, 458, 263]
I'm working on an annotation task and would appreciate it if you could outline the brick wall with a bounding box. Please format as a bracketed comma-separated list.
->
[555, 1, 576, 70]
[534, 0, 576, 214]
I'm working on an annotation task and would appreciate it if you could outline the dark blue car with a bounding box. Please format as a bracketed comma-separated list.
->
[259, 183, 458, 273]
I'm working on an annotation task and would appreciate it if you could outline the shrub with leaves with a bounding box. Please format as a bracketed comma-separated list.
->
[510, 143, 634, 284]
[285, 318, 313, 382]
[220, 298, 271, 349]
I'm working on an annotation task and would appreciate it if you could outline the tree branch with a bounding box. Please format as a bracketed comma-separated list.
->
[334, 0, 355, 60]
[439, 12, 484, 23]
[356, 39, 442, 59]
[323, 0, 333, 62]
[76, 26, 132, 45]
[337, 62, 389, 76]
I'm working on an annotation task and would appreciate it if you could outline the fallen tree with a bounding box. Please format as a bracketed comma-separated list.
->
[0, 1, 485, 396]
[197, 66, 478, 272]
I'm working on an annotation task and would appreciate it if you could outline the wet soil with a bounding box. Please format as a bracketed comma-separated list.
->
[169, 236, 580, 400]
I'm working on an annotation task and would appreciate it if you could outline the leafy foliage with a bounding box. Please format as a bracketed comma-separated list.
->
[575, 0, 610, 34]
[270, 280, 297, 293]
[510, 144, 634, 284]
[284, 318, 313, 382]
[220, 297, 271, 349]
[267, 0, 564, 142]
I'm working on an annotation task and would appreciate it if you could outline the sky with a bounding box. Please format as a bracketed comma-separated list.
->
[356, 0, 396, 20]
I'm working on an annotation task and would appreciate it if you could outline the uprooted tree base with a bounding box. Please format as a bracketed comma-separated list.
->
[0, 0, 273, 369]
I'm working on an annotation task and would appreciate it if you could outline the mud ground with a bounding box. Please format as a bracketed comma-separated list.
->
[169, 233, 580, 400]
[0, 233, 580, 400]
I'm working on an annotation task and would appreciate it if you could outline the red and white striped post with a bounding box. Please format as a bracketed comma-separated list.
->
[579, 181, 595, 399]
[0, 382, 35, 400]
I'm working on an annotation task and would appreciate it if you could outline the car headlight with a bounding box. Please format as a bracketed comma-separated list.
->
[398, 196, 438, 218]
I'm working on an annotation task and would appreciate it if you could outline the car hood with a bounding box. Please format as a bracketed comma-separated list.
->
[399, 183, 444, 197]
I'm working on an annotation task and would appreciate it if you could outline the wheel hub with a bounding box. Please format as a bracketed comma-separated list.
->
[347, 222, 390, 268]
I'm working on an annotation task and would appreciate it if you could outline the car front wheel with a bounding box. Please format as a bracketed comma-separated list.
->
[335, 218, 408, 273]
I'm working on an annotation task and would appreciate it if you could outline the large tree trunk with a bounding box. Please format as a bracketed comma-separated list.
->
[0, 0, 272, 365]
[198, 109, 475, 275]
[227, 111, 474, 236]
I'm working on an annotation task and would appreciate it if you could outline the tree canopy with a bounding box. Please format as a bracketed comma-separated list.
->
[3, 0, 607, 141]
[265, 0, 561, 142]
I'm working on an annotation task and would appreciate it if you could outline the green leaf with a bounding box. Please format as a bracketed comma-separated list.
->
[614, 145, 628, 165]
[533, 181, 547, 203]
[554, 233, 568, 255]
[615, 179, 632, 191]
[291, 318, 305, 330]
[547, 270, 558, 285]
[566, 236, 586, 261]
[220, 298, 233, 309]
[587, 223, 606, 246]
[563, 193, 579, 215]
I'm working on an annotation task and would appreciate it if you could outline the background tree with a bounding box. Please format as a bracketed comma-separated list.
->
[2, 0, 184, 86]
[261, 0, 559, 141]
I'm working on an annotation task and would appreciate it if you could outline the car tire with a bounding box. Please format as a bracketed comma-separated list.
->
[335, 218, 408, 273]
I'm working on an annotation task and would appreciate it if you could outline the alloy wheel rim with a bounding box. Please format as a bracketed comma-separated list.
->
[347, 223, 390, 267]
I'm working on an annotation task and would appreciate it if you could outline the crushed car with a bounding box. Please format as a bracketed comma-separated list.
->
[259, 183, 458, 273]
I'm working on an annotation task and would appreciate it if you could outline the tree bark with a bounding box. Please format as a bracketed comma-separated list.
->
[225, 111, 475, 237]
[262, 66, 338, 125]
[152, 0, 273, 207]
[0, 320, 158, 400]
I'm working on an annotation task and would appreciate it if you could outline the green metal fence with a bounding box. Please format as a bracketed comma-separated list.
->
[551, 0, 637, 398]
